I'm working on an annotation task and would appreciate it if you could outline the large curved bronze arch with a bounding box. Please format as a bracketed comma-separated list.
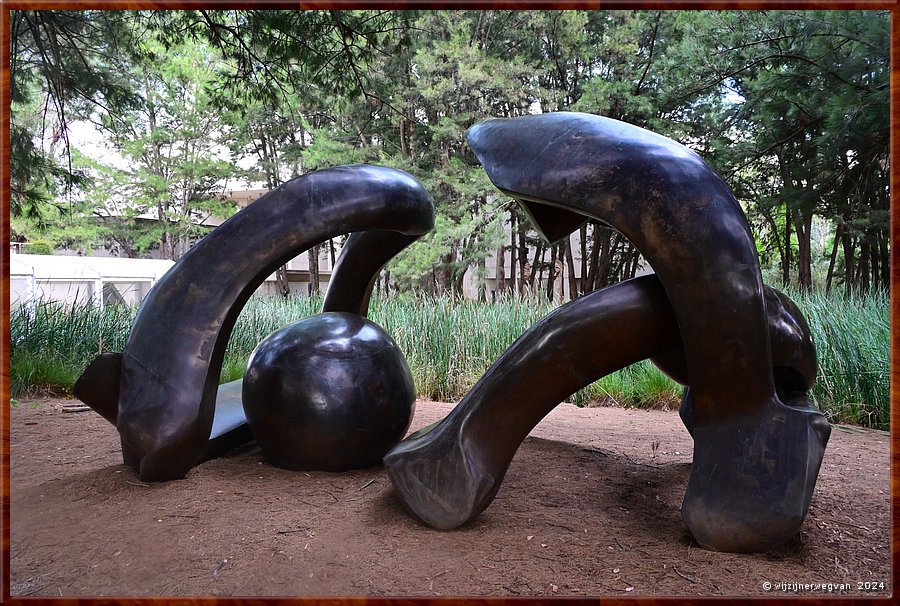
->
[74, 165, 434, 482]
[384, 277, 826, 536]
[386, 113, 829, 552]
[385, 276, 680, 529]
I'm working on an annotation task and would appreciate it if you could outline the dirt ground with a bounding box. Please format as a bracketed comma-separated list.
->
[8, 397, 892, 598]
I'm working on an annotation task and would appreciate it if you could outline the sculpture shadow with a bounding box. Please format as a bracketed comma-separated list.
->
[371, 433, 697, 547]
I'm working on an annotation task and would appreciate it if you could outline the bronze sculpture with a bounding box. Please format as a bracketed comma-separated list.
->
[384, 275, 824, 550]
[72, 112, 829, 554]
[384, 112, 830, 553]
[74, 165, 435, 481]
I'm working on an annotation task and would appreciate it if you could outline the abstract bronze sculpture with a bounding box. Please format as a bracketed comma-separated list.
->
[74, 165, 435, 481]
[384, 112, 830, 553]
[72, 112, 828, 554]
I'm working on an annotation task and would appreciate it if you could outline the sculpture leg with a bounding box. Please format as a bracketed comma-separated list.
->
[621, 283, 829, 551]
[660, 284, 820, 437]
[384, 276, 680, 529]
[322, 230, 423, 316]
[671, 285, 828, 552]
[681, 398, 830, 552]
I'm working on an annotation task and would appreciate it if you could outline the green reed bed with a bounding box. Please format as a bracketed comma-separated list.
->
[791, 287, 890, 429]
[370, 293, 553, 402]
[8, 287, 889, 429]
[9, 299, 136, 396]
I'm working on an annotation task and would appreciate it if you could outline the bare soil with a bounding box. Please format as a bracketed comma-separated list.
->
[8, 397, 891, 598]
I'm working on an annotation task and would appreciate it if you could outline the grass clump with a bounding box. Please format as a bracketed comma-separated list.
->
[587, 360, 682, 410]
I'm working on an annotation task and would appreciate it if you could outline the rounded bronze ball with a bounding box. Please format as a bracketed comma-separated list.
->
[242, 312, 415, 471]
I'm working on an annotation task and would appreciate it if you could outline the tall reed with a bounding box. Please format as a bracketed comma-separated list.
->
[9, 299, 135, 396]
[787, 287, 890, 428]
[9, 287, 889, 429]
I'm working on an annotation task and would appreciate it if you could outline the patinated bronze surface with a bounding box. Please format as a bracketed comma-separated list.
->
[74, 165, 434, 481]
[385, 112, 830, 553]
[243, 312, 415, 471]
[385, 276, 680, 529]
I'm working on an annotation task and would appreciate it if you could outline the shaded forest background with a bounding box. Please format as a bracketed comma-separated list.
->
[10, 9, 890, 297]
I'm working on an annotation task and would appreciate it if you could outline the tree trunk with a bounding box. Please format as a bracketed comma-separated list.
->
[564, 235, 577, 300]
[877, 230, 889, 289]
[509, 212, 517, 295]
[529, 242, 544, 294]
[453, 272, 465, 298]
[496, 242, 506, 295]
[477, 255, 487, 302]
[399, 116, 408, 157]
[855, 241, 870, 293]
[586, 222, 602, 292]
[760, 208, 785, 282]
[579, 223, 588, 297]
[111, 233, 138, 258]
[545, 243, 558, 302]
[791, 209, 813, 291]
[782, 203, 792, 287]
[308, 245, 320, 296]
[841, 231, 856, 295]
[824, 223, 842, 293]
[628, 245, 641, 279]
[608, 238, 628, 285]
[157, 200, 170, 260]
[596, 231, 617, 289]
[439, 247, 454, 295]
[518, 221, 529, 295]
[451, 239, 465, 297]
[869, 238, 879, 292]
[275, 264, 290, 298]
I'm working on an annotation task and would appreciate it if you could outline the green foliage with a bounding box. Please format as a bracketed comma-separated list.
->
[355, 11, 540, 293]
[12, 9, 888, 292]
[80, 37, 240, 259]
[590, 360, 682, 409]
[147, 11, 410, 109]
[667, 11, 890, 292]
[9, 351, 82, 398]
[10, 11, 138, 219]
[301, 127, 380, 171]
[12, 150, 115, 254]
[22, 240, 53, 255]
[9, 299, 134, 395]
[9, 85, 89, 227]
[6, 9, 891, 443]
[10, 290, 889, 429]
